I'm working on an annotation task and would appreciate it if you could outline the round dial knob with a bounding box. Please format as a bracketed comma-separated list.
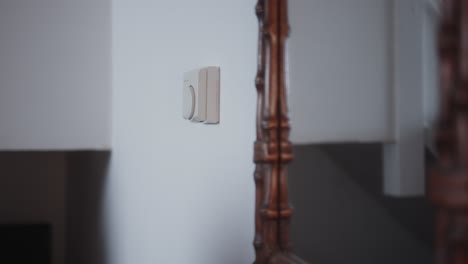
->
[183, 85, 196, 120]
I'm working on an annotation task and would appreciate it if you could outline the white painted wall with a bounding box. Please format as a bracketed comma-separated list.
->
[104, 1, 257, 263]
[0, 0, 111, 150]
[422, 1, 440, 152]
[288, 0, 393, 144]
[288, 0, 436, 196]
[383, 0, 426, 196]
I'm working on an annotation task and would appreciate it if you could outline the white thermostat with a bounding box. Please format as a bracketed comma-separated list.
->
[183, 67, 220, 124]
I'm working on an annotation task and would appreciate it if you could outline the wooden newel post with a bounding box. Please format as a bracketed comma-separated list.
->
[253, 0, 308, 263]
[429, 0, 468, 263]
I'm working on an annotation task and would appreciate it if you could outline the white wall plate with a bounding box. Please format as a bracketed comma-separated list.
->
[183, 67, 220, 124]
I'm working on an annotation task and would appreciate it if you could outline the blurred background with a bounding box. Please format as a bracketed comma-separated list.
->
[0, 0, 438, 263]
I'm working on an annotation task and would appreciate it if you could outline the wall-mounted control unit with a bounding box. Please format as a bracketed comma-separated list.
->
[182, 67, 220, 124]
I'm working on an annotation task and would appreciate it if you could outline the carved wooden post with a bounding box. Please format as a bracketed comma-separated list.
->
[253, 0, 308, 263]
[254, 0, 267, 262]
[429, 0, 468, 263]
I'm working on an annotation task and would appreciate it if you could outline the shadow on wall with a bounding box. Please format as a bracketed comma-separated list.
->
[289, 145, 433, 264]
[320, 144, 434, 247]
[0, 152, 67, 264]
[66, 152, 110, 264]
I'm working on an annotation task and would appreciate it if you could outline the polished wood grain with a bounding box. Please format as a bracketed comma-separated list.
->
[254, 1, 468, 263]
[253, 0, 308, 263]
[429, 0, 468, 263]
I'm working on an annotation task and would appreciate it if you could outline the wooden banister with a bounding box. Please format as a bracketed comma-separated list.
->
[430, 0, 468, 263]
[253, 0, 308, 263]
[254, 1, 468, 263]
